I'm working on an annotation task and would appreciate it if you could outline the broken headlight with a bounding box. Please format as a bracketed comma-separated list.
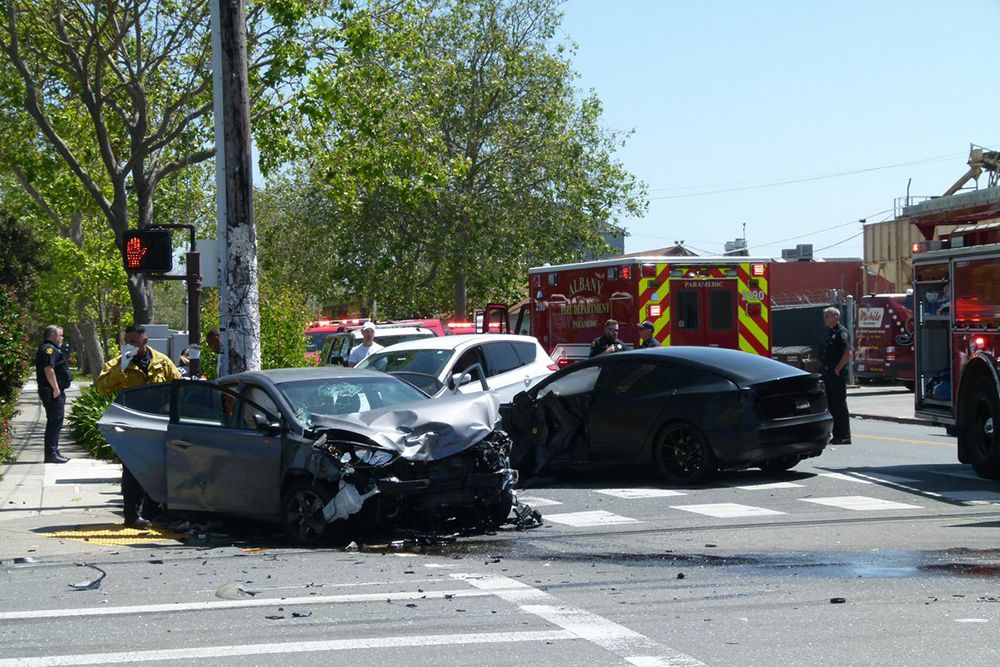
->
[349, 447, 396, 467]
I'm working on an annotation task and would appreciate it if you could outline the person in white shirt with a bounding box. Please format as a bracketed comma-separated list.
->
[347, 321, 383, 367]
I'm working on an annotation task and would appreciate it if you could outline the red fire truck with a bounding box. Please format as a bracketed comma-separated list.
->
[854, 293, 915, 389]
[909, 186, 1000, 479]
[498, 256, 871, 366]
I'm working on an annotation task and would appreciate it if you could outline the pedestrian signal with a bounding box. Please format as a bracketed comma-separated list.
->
[122, 230, 173, 273]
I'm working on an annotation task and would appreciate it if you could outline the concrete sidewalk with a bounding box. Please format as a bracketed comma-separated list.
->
[847, 385, 931, 426]
[0, 382, 130, 560]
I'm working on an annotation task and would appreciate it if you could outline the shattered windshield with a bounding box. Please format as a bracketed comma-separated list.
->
[358, 348, 454, 377]
[276, 376, 426, 427]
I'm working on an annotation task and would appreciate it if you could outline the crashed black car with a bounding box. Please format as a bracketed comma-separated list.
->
[98, 368, 518, 544]
[502, 347, 833, 484]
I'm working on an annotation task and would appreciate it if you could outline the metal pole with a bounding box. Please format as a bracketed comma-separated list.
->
[210, 0, 230, 376]
[845, 294, 856, 385]
[186, 251, 202, 377]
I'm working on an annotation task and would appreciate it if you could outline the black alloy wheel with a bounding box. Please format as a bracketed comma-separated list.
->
[965, 380, 1000, 479]
[654, 422, 717, 484]
[282, 480, 336, 545]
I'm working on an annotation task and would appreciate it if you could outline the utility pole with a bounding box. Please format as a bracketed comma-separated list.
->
[210, 0, 261, 374]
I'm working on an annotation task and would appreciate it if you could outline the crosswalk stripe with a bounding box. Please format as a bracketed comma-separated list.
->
[595, 488, 687, 499]
[726, 481, 804, 490]
[544, 510, 641, 527]
[516, 496, 563, 507]
[669, 503, 785, 518]
[816, 472, 873, 484]
[800, 496, 921, 511]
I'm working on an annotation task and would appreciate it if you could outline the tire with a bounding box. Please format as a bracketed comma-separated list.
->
[282, 479, 337, 545]
[962, 380, 1000, 480]
[759, 456, 799, 473]
[654, 422, 717, 484]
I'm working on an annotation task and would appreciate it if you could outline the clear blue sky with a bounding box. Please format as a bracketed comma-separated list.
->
[559, 0, 1000, 257]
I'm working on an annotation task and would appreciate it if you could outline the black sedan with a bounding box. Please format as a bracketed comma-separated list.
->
[501, 347, 832, 484]
[98, 368, 517, 544]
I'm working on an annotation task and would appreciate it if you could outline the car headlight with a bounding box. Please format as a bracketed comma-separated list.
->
[352, 448, 395, 466]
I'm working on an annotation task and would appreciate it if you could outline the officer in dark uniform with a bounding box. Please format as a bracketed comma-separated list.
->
[35, 325, 72, 463]
[821, 307, 852, 444]
[637, 321, 661, 349]
[590, 319, 625, 357]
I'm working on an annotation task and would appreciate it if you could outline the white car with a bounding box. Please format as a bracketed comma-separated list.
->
[357, 334, 556, 404]
[320, 326, 437, 366]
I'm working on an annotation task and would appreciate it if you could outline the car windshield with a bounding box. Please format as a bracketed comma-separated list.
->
[305, 332, 330, 352]
[373, 332, 435, 347]
[358, 348, 454, 377]
[275, 376, 426, 427]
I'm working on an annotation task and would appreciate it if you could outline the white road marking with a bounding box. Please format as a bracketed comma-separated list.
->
[669, 503, 785, 518]
[454, 574, 704, 666]
[936, 490, 1000, 504]
[954, 618, 990, 623]
[0, 587, 496, 621]
[816, 472, 873, 484]
[0, 631, 577, 666]
[725, 481, 803, 490]
[860, 473, 921, 484]
[516, 496, 563, 507]
[800, 496, 922, 511]
[544, 510, 641, 527]
[596, 488, 687, 499]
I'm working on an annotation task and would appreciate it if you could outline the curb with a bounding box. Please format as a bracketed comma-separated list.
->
[851, 412, 933, 427]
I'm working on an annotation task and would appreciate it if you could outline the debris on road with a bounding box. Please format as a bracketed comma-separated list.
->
[215, 582, 262, 600]
[830, 597, 847, 604]
[68, 563, 106, 591]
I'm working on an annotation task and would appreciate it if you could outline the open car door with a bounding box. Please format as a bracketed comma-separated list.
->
[476, 303, 510, 334]
[166, 382, 284, 520]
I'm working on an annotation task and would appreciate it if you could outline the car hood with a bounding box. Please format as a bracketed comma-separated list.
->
[310, 391, 502, 462]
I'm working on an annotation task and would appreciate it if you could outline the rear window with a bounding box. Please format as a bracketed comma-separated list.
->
[485, 342, 522, 375]
[374, 332, 435, 348]
[512, 341, 537, 365]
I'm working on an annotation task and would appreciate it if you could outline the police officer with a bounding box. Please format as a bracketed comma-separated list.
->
[590, 319, 625, 357]
[96, 324, 182, 527]
[821, 307, 852, 444]
[35, 325, 71, 463]
[637, 321, 661, 349]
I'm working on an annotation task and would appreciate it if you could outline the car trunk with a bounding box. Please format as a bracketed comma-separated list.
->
[753, 374, 828, 421]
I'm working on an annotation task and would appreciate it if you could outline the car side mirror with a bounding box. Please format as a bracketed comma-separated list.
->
[253, 413, 283, 434]
[451, 372, 473, 389]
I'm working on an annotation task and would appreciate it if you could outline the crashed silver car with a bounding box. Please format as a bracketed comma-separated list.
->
[98, 368, 518, 544]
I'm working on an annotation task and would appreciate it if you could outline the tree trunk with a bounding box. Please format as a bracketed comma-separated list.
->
[454, 269, 467, 321]
[213, 0, 261, 373]
[127, 273, 154, 324]
[77, 317, 105, 375]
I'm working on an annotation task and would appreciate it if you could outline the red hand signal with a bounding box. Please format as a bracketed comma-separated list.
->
[125, 235, 149, 269]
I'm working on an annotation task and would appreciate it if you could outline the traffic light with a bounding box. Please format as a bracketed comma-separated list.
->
[121, 230, 173, 273]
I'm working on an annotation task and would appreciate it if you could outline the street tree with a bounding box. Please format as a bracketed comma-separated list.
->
[0, 0, 337, 323]
[273, 0, 646, 317]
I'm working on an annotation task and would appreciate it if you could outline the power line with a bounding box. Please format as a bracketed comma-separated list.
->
[646, 152, 977, 200]
[812, 231, 865, 253]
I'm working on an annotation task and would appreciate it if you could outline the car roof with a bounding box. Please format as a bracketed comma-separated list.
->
[221, 367, 390, 384]
[374, 333, 538, 352]
[595, 347, 807, 384]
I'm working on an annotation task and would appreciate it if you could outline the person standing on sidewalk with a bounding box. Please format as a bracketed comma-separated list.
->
[34, 325, 71, 464]
[96, 324, 182, 527]
[821, 307, 852, 445]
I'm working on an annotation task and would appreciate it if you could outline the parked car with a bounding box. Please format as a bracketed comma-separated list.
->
[357, 334, 557, 404]
[320, 325, 438, 367]
[501, 347, 832, 484]
[98, 368, 517, 544]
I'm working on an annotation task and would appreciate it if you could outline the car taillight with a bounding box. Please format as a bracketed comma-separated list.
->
[547, 363, 559, 371]
[557, 357, 573, 368]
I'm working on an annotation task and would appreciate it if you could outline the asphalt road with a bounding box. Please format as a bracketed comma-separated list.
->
[2, 418, 999, 666]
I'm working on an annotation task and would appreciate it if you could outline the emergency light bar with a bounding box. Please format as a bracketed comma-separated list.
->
[911, 240, 947, 253]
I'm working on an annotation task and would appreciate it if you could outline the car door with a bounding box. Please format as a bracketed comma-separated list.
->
[587, 361, 679, 463]
[483, 341, 532, 402]
[98, 383, 174, 504]
[449, 345, 490, 394]
[166, 382, 283, 520]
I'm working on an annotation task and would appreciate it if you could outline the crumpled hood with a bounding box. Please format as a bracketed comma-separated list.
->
[310, 392, 501, 462]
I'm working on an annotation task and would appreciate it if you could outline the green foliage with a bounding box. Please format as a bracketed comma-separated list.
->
[0, 286, 30, 462]
[258, 0, 647, 317]
[66, 385, 116, 461]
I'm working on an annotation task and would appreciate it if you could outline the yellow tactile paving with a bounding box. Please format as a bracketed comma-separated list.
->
[46, 524, 186, 547]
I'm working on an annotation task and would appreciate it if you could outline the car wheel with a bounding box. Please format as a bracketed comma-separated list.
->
[485, 488, 515, 529]
[759, 456, 799, 473]
[962, 380, 1000, 479]
[654, 422, 717, 484]
[282, 479, 336, 545]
